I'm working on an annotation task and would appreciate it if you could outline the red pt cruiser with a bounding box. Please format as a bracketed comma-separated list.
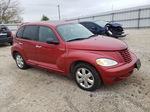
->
[11, 22, 141, 91]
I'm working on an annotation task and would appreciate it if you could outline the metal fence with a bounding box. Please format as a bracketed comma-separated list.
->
[1, 5, 150, 29]
[1, 24, 19, 34]
[3, 24, 19, 31]
[65, 5, 150, 29]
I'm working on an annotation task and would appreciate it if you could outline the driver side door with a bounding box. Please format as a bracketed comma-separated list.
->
[35, 26, 66, 73]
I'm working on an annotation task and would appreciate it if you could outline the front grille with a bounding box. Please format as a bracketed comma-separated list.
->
[119, 49, 132, 63]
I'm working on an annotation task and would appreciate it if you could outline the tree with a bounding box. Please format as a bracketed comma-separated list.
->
[0, 0, 23, 24]
[41, 15, 49, 21]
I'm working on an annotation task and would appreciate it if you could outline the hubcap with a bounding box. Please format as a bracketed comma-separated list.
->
[16, 55, 24, 68]
[76, 68, 94, 89]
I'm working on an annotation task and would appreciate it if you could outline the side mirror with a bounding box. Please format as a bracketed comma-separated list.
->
[46, 39, 59, 45]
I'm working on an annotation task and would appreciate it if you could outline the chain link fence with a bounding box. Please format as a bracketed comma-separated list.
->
[66, 5, 150, 29]
[1, 5, 150, 30]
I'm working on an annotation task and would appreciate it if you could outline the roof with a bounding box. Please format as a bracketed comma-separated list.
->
[21, 21, 73, 27]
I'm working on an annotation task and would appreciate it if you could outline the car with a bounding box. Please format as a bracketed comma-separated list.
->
[0, 25, 13, 45]
[80, 21, 126, 38]
[11, 22, 141, 91]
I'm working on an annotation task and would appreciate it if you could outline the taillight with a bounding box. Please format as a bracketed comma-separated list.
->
[10, 31, 13, 37]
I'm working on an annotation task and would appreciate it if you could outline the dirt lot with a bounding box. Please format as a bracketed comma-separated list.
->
[0, 29, 150, 112]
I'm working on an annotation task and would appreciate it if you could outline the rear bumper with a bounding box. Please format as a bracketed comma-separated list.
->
[0, 37, 13, 43]
[97, 53, 138, 85]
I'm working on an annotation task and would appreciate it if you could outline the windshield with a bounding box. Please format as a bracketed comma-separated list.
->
[95, 21, 109, 27]
[56, 23, 93, 42]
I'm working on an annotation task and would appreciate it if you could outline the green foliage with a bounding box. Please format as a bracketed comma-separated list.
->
[41, 15, 49, 21]
[0, 0, 23, 24]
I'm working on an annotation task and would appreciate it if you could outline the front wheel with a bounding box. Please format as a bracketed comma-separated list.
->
[73, 63, 102, 91]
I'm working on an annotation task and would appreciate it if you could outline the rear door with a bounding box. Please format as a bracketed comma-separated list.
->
[16, 25, 39, 64]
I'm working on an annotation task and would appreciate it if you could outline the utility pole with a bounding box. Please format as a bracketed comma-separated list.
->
[0, 7, 2, 24]
[111, 4, 114, 22]
[112, 4, 114, 11]
[57, 4, 61, 20]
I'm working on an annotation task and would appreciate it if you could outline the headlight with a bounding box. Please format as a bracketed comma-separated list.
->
[96, 58, 118, 67]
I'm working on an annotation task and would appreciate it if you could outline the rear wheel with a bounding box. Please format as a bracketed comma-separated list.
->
[15, 53, 28, 69]
[9, 42, 13, 45]
[73, 63, 102, 91]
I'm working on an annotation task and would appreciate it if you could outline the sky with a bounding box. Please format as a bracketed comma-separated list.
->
[19, 0, 150, 22]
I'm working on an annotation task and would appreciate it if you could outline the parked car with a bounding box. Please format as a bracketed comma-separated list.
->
[0, 25, 13, 45]
[80, 21, 126, 38]
[11, 22, 141, 91]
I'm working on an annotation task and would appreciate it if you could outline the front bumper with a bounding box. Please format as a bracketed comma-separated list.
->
[97, 53, 139, 85]
[0, 37, 13, 43]
[112, 33, 127, 38]
[107, 30, 127, 38]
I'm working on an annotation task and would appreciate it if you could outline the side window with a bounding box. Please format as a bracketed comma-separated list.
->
[84, 23, 99, 32]
[80, 23, 88, 28]
[38, 26, 58, 42]
[16, 26, 24, 38]
[22, 25, 38, 41]
[80, 23, 86, 26]
[86, 23, 96, 29]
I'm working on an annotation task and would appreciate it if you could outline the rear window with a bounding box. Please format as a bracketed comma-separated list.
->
[0, 25, 9, 32]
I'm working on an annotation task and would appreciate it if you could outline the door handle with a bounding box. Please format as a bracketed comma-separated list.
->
[35, 45, 42, 48]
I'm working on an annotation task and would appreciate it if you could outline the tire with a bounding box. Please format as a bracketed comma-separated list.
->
[15, 53, 28, 69]
[73, 63, 102, 91]
[9, 42, 13, 45]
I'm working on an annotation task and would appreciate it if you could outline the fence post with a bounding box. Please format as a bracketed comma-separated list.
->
[92, 16, 95, 20]
[77, 18, 80, 22]
[137, 9, 141, 29]
[112, 13, 114, 22]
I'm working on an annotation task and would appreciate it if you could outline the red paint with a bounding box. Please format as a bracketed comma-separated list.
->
[11, 22, 138, 85]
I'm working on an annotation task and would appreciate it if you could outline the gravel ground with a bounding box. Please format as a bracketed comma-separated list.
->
[0, 29, 150, 112]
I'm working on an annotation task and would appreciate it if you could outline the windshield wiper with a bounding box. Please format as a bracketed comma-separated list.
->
[67, 35, 98, 42]
[67, 38, 87, 42]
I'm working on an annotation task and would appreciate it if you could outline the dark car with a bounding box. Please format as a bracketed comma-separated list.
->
[0, 25, 13, 45]
[80, 21, 126, 38]
[11, 22, 140, 91]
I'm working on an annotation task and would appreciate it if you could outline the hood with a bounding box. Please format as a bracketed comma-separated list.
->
[66, 35, 127, 51]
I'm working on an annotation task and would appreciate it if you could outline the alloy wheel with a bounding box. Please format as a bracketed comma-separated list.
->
[76, 68, 94, 89]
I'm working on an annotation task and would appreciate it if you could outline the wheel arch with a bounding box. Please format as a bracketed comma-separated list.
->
[12, 51, 19, 59]
[70, 60, 104, 84]
[12, 50, 26, 60]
